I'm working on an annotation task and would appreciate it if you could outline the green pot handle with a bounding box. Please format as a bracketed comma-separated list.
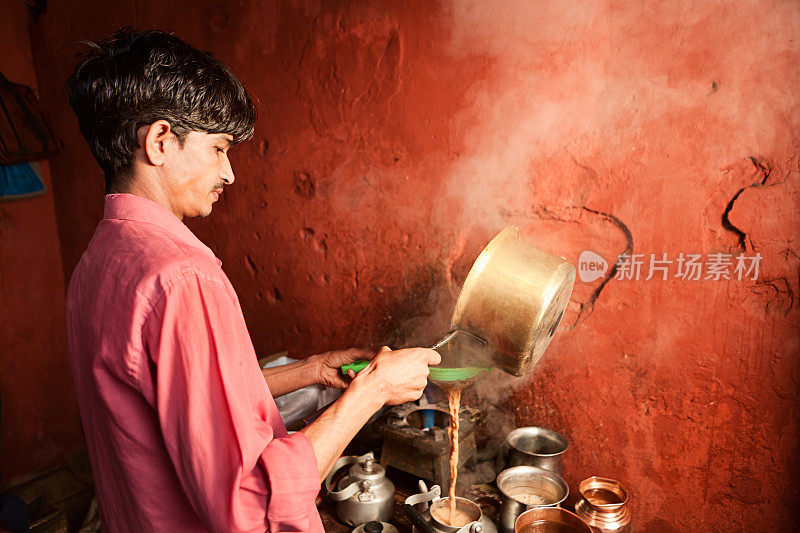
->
[340, 360, 370, 375]
[340, 359, 491, 380]
[340, 331, 491, 378]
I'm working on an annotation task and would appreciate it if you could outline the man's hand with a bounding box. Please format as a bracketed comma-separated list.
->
[301, 345, 441, 480]
[309, 348, 376, 389]
[351, 346, 441, 405]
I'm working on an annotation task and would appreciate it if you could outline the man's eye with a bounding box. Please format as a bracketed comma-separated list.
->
[215, 147, 224, 153]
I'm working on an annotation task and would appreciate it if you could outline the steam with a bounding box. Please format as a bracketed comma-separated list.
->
[441, 0, 800, 232]
[296, 0, 800, 502]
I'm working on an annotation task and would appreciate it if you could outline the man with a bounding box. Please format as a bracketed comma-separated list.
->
[65, 29, 439, 532]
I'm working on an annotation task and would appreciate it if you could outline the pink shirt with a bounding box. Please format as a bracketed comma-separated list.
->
[66, 194, 323, 532]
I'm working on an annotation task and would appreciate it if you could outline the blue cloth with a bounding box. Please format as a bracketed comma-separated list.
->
[0, 163, 45, 200]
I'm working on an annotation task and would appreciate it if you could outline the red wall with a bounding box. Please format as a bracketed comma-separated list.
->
[20, 0, 800, 530]
[0, 0, 82, 482]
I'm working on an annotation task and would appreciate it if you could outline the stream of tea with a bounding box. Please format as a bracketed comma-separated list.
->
[445, 385, 461, 524]
[437, 338, 488, 527]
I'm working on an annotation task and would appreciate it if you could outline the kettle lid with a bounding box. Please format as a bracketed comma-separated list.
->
[352, 522, 398, 533]
[348, 457, 387, 483]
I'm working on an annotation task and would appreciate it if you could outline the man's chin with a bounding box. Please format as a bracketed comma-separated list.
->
[193, 204, 214, 218]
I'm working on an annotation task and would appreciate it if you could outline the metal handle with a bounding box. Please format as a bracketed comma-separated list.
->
[324, 452, 374, 501]
[297, 402, 330, 428]
[404, 504, 436, 533]
[404, 484, 441, 507]
[340, 331, 488, 376]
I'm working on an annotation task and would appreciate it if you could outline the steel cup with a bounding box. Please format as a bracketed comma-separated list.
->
[506, 427, 568, 475]
[496, 466, 568, 533]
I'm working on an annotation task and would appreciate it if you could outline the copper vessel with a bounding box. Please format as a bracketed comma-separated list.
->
[514, 507, 593, 533]
[451, 227, 575, 376]
[573, 477, 631, 532]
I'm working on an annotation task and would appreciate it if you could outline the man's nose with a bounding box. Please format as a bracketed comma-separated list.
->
[220, 155, 235, 185]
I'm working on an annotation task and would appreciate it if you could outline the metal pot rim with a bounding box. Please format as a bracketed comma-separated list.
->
[578, 476, 628, 509]
[428, 496, 483, 531]
[506, 427, 570, 457]
[514, 507, 593, 533]
[496, 465, 569, 507]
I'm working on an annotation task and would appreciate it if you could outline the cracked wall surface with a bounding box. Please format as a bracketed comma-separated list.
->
[17, 0, 800, 529]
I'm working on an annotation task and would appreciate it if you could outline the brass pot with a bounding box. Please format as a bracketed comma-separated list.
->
[451, 227, 575, 376]
[514, 507, 593, 533]
[574, 477, 631, 532]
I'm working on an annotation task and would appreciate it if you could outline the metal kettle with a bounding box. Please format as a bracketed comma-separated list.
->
[325, 452, 395, 526]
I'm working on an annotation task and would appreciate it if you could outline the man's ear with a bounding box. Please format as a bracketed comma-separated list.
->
[137, 120, 173, 166]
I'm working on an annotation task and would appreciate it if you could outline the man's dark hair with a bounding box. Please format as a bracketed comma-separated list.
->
[67, 28, 256, 191]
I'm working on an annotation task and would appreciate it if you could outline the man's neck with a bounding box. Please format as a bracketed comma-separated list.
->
[110, 174, 181, 220]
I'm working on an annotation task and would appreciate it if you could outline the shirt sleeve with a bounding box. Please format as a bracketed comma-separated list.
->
[143, 270, 323, 533]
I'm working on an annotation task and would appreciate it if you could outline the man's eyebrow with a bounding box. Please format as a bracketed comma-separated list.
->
[217, 135, 234, 148]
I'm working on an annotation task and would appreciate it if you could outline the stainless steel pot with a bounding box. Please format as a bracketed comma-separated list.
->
[505, 427, 568, 475]
[496, 466, 569, 533]
[450, 227, 575, 377]
[404, 482, 498, 533]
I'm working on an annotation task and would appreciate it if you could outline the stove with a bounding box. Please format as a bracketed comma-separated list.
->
[373, 401, 478, 489]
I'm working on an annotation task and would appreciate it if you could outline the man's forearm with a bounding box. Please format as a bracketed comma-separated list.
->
[300, 382, 385, 480]
[298, 346, 439, 480]
[261, 358, 319, 397]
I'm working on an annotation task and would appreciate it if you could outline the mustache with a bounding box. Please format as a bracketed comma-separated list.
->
[212, 182, 225, 192]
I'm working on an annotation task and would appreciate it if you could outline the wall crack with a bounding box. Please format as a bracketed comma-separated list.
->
[572, 207, 634, 328]
[721, 157, 772, 252]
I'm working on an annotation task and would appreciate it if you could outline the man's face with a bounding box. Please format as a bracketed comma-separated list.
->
[161, 131, 235, 219]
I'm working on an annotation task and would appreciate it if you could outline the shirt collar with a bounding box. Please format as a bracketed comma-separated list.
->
[103, 193, 221, 266]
